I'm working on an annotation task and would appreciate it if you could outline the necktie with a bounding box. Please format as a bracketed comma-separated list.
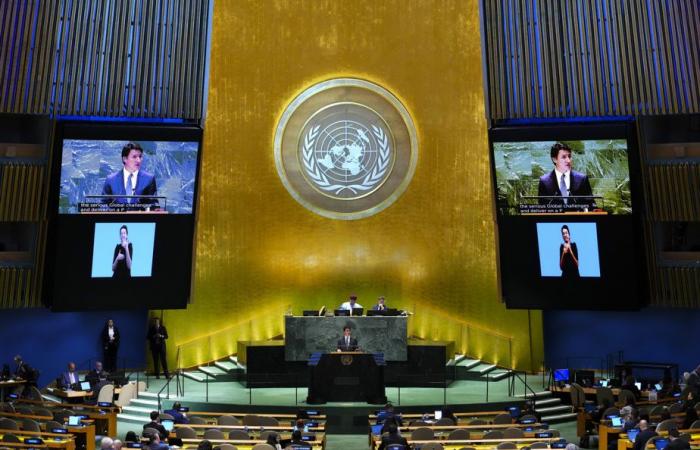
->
[346, 337, 349, 348]
[127, 173, 134, 203]
[559, 173, 568, 204]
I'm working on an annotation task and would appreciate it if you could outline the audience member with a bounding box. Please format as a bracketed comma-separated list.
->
[100, 437, 115, 450]
[143, 410, 168, 441]
[682, 392, 698, 429]
[266, 432, 282, 450]
[164, 401, 189, 424]
[440, 407, 457, 424]
[144, 431, 169, 450]
[623, 408, 639, 432]
[622, 375, 642, 400]
[124, 431, 138, 443]
[101, 318, 120, 372]
[378, 422, 411, 450]
[113, 440, 123, 450]
[289, 429, 304, 446]
[86, 361, 110, 387]
[61, 362, 80, 389]
[666, 429, 691, 450]
[632, 420, 657, 450]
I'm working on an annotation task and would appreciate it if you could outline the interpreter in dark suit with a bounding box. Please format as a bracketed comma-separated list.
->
[632, 420, 657, 450]
[559, 225, 580, 278]
[378, 422, 411, 450]
[61, 362, 80, 389]
[147, 318, 169, 379]
[112, 225, 133, 279]
[336, 326, 358, 352]
[372, 296, 388, 311]
[143, 410, 169, 441]
[538, 142, 593, 206]
[101, 142, 158, 207]
[85, 361, 109, 387]
[101, 319, 120, 372]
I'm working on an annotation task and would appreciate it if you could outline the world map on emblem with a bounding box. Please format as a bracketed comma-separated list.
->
[300, 107, 393, 200]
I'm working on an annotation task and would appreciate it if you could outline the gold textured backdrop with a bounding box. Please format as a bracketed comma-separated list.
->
[160, 0, 544, 372]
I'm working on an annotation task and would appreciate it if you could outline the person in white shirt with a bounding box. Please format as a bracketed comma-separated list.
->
[61, 362, 79, 389]
[339, 295, 363, 312]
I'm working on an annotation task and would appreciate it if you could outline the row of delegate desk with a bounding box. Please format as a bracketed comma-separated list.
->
[172, 411, 327, 450]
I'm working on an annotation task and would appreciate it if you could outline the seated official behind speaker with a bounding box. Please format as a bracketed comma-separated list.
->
[337, 326, 359, 351]
[339, 294, 363, 311]
[371, 296, 388, 311]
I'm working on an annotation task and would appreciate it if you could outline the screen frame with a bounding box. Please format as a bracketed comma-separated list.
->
[488, 121, 647, 310]
[44, 121, 204, 311]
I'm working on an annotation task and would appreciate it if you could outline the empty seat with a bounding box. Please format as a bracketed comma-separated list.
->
[189, 416, 207, 425]
[519, 414, 537, 423]
[175, 427, 197, 439]
[468, 419, 486, 425]
[228, 429, 250, 440]
[251, 445, 275, 450]
[34, 407, 53, 418]
[409, 420, 430, 426]
[596, 387, 614, 406]
[15, 406, 33, 415]
[46, 420, 65, 430]
[258, 416, 279, 427]
[483, 430, 504, 440]
[0, 403, 14, 413]
[21, 418, 41, 432]
[447, 429, 469, 440]
[689, 420, 700, 429]
[530, 443, 549, 449]
[0, 418, 18, 430]
[1, 435, 20, 443]
[159, 413, 175, 421]
[497, 443, 517, 450]
[602, 407, 620, 418]
[503, 427, 524, 438]
[418, 444, 443, 450]
[410, 427, 434, 440]
[492, 413, 513, 425]
[204, 429, 225, 440]
[259, 430, 276, 440]
[217, 415, 240, 426]
[242, 414, 263, 426]
[668, 403, 683, 414]
[655, 419, 678, 433]
[648, 405, 667, 417]
[216, 445, 238, 450]
[618, 390, 636, 406]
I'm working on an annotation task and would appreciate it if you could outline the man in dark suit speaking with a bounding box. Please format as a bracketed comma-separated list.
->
[336, 326, 359, 351]
[538, 142, 593, 206]
[102, 142, 158, 207]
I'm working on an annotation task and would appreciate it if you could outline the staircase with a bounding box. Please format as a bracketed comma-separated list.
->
[180, 356, 245, 383]
[514, 390, 577, 423]
[454, 355, 512, 381]
[118, 391, 185, 425]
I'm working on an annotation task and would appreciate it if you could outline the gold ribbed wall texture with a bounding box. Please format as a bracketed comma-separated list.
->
[484, 0, 700, 118]
[161, 0, 544, 372]
[0, 0, 210, 118]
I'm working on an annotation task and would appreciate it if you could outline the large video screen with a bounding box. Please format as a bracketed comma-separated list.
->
[59, 139, 199, 214]
[493, 139, 631, 215]
[490, 123, 646, 310]
[44, 123, 202, 311]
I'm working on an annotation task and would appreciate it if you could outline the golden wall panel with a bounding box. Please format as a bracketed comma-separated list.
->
[161, 0, 543, 371]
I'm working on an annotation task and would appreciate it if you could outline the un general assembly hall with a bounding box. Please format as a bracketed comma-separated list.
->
[0, 1, 699, 450]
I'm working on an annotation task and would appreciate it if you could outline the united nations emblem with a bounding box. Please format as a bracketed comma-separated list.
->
[274, 79, 418, 220]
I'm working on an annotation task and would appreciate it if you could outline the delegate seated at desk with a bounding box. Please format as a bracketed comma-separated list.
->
[336, 326, 358, 352]
[61, 362, 80, 389]
[339, 294, 363, 311]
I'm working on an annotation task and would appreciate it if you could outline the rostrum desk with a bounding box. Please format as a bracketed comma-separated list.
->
[306, 352, 387, 404]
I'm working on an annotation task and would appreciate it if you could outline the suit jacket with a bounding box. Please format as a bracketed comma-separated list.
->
[143, 421, 168, 440]
[632, 430, 657, 450]
[147, 325, 168, 349]
[102, 170, 157, 204]
[372, 304, 387, 311]
[336, 336, 358, 351]
[538, 170, 593, 205]
[101, 326, 120, 349]
[61, 371, 81, 388]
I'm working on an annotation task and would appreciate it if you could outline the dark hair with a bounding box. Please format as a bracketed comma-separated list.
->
[387, 422, 398, 434]
[343, 326, 351, 332]
[120, 225, 128, 235]
[550, 142, 572, 159]
[172, 402, 181, 410]
[265, 432, 279, 445]
[150, 411, 159, 421]
[121, 142, 143, 160]
[124, 431, 138, 442]
[197, 440, 212, 450]
[349, 295, 357, 300]
[291, 429, 302, 441]
[561, 225, 570, 234]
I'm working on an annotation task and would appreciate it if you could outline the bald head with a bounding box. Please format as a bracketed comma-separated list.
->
[639, 419, 648, 430]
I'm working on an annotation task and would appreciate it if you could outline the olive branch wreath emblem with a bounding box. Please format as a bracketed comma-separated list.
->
[302, 124, 390, 196]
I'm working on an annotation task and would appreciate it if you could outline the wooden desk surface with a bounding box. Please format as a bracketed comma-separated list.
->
[0, 428, 76, 450]
[179, 437, 325, 449]
[188, 411, 326, 419]
[370, 436, 562, 450]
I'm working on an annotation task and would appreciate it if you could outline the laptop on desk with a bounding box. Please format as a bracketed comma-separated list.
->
[67, 416, 82, 427]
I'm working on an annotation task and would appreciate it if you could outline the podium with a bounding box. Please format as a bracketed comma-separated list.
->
[306, 352, 387, 404]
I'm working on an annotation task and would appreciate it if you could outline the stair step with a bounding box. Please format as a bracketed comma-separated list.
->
[130, 398, 159, 407]
[198, 366, 227, 376]
[117, 413, 151, 424]
[479, 364, 498, 375]
[182, 371, 206, 382]
[453, 354, 468, 365]
[489, 370, 513, 381]
[537, 405, 573, 414]
[458, 359, 482, 369]
[138, 391, 160, 399]
[540, 412, 578, 423]
[534, 397, 561, 407]
[229, 356, 245, 369]
[514, 390, 552, 399]
[214, 361, 238, 372]
[122, 405, 154, 414]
